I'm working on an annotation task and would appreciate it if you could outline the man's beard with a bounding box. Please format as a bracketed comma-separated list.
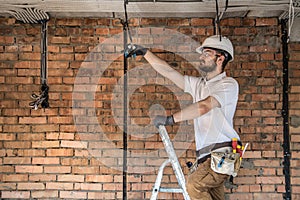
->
[199, 59, 217, 73]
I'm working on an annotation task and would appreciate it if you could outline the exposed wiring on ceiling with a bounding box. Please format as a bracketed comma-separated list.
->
[7, 7, 49, 24]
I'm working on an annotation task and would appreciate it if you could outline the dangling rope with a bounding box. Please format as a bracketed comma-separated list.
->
[214, 0, 228, 41]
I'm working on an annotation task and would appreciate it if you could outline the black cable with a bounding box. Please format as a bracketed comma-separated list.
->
[29, 19, 49, 110]
[122, 0, 129, 199]
[281, 19, 292, 200]
[215, 0, 221, 40]
[41, 20, 47, 85]
[124, 0, 133, 43]
[214, 0, 229, 40]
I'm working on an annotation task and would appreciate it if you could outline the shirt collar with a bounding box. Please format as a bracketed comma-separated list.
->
[202, 72, 226, 84]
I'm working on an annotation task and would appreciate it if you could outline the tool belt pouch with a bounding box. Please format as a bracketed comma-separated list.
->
[210, 151, 241, 177]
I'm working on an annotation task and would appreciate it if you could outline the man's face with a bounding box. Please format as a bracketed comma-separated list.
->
[198, 48, 220, 73]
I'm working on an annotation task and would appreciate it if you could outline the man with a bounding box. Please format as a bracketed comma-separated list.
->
[125, 35, 240, 200]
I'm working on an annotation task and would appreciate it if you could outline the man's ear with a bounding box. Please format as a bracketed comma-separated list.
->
[217, 55, 225, 66]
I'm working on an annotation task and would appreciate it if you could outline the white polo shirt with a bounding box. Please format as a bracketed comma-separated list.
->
[184, 72, 240, 154]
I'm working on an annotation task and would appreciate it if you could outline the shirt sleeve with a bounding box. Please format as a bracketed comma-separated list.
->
[184, 75, 200, 98]
[210, 78, 239, 108]
[184, 75, 192, 95]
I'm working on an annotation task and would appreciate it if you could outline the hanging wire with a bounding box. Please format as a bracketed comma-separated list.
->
[10, 7, 51, 110]
[214, 0, 229, 41]
[124, 0, 133, 43]
[287, 0, 295, 43]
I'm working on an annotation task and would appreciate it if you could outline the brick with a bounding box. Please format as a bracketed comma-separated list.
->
[5, 76, 33, 84]
[140, 18, 167, 26]
[1, 191, 30, 199]
[17, 182, 45, 190]
[19, 117, 47, 124]
[29, 174, 56, 182]
[31, 191, 59, 198]
[17, 149, 45, 157]
[0, 36, 14, 44]
[32, 141, 60, 148]
[49, 36, 71, 44]
[31, 124, 59, 132]
[88, 192, 115, 199]
[86, 175, 113, 183]
[3, 141, 31, 149]
[72, 166, 99, 174]
[234, 176, 256, 185]
[58, 175, 84, 182]
[253, 193, 282, 199]
[0, 117, 18, 124]
[103, 183, 122, 190]
[14, 61, 40, 68]
[59, 132, 75, 140]
[167, 18, 190, 26]
[19, 52, 40, 60]
[47, 148, 74, 157]
[15, 165, 43, 173]
[32, 157, 60, 165]
[256, 176, 284, 184]
[2, 174, 28, 182]
[44, 166, 71, 173]
[0, 165, 14, 173]
[46, 182, 73, 190]
[0, 183, 16, 190]
[0, 133, 16, 140]
[256, 18, 278, 26]
[61, 158, 88, 166]
[56, 18, 83, 26]
[3, 157, 31, 164]
[60, 140, 88, 149]
[60, 191, 87, 199]
[17, 133, 45, 140]
[46, 132, 59, 140]
[75, 183, 102, 191]
[191, 18, 213, 26]
[48, 53, 74, 61]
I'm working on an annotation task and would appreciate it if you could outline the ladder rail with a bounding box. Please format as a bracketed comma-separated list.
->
[150, 125, 190, 200]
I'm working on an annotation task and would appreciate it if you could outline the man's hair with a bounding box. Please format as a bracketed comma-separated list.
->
[213, 48, 232, 72]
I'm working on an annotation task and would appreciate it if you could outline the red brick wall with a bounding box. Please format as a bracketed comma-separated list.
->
[0, 16, 299, 199]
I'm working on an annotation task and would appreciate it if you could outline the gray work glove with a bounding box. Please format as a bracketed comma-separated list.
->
[124, 44, 147, 58]
[153, 115, 175, 128]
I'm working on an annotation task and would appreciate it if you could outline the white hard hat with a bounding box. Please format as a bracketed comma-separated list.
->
[196, 35, 234, 62]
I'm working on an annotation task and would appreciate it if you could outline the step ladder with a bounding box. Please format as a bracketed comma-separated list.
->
[150, 125, 190, 200]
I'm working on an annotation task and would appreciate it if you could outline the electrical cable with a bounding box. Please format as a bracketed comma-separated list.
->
[122, 0, 130, 199]
[281, 19, 291, 200]
[288, 0, 295, 43]
[214, 0, 228, 40]
[124, 0, 133, 43]
[10, 7, 50, 110]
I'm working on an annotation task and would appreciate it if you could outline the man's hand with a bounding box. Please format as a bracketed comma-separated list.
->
[124, 44, 147, 58]
[153, 115, 175, 128]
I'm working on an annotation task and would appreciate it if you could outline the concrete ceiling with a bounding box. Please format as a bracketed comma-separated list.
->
[0, 0, 299, 19]
[0, 0, 299, 40]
